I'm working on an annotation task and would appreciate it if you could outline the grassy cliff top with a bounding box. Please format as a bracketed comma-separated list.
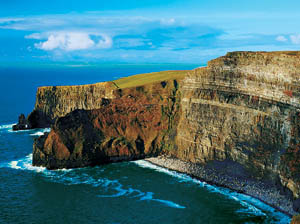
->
[38, 70, 190, 90]
[112, 70, 189, 89]
[225, 51, 300, 56]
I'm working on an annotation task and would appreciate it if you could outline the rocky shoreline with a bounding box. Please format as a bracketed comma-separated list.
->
[145, 155, 295, 217]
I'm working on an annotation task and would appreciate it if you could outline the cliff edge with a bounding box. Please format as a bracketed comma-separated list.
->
[31, 51, 300, 213]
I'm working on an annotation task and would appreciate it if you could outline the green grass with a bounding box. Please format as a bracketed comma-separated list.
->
[112, 70, 189, 89]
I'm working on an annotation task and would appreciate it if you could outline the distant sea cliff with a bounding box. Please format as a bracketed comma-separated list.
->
[15, 51, 300, 217]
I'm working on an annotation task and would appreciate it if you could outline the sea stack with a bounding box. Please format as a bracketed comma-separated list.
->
[12, 114, 30, 131]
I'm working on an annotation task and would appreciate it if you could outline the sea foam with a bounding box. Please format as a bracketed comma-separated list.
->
[0, 121, 50, 134]
[30, 128, 51, 136]
[0, 152, 291, 222]
[0, 123, 16, 132]
[140, 192, 186, 209]
[6, 154, 46, 173]
[4, 154, 186, 210]
[133, 160, 290, 224]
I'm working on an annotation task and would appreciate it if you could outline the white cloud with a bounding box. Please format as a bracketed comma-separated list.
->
[29, 32, 112, 51]
[36, 33, 94, 51]
[290, 34, 300, 44]
[160, 18, 176, 26]
[25, 33, 43, 40]
[95, 34, 113, 49]
[276, 35, 287, 42]
[0, 18, 24, 23]
[4, 12, 299, 63]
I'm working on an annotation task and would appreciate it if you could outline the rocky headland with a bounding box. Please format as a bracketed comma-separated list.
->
[33, 78, 181, 169]
[21, 51, 300, 216]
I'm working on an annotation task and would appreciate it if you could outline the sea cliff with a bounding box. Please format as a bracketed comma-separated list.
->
[30, 51, 300, 215]
[24, 80, 114, 128]
[33, 78, 181, 169]
[175, 51, 300, 199]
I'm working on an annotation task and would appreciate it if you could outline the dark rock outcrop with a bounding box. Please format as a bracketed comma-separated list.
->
[293, 198, 300, 213]
[12, 110, 54, 131]
[12, 114, 30, 131]
[27, 109, 54, 129]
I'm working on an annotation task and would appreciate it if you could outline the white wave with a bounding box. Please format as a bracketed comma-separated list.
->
[8, 161, 21, 169]
[140, 192, 185, 209]
[133, 160, 195, 183]
[54, 168, 73, 172]
[29, 128, 51, 136]
[98, 182, 128, 198]
[3, 154, 81, 180]
[6, 154, 47, 173]
[6, 125, 51, 134]
[0, 123, 16, 131]
[152, 198, 186, 209]
[127, 188, 145, 198]
[0, 123, 50, 134]
[30, 131, 45, 136]
[140, 191, 154, 200]
[97, 182, 186, 209]
[3, 153, 290, 219]
[133, 160, 290, 223]
[231, 194, 266, 217]
[42, 128, 51, 132]
[8, 128, 31, 133]
[3, 154, 185, 209]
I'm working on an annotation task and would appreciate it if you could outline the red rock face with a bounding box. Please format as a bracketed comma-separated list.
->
[291, 214, 300, 224]
[33, 80, 181, 169]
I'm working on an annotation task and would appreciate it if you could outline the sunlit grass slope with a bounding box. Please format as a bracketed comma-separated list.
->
[112, 70, 189, 89]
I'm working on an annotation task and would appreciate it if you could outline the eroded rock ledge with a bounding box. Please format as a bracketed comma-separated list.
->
[31, 51, 300, 213]
[33, 79, 181, 169]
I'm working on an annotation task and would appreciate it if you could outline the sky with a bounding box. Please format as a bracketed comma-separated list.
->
[0, 0, 300, 65]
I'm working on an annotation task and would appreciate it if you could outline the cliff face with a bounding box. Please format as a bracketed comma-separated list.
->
[28, 82, 114, 128]
[32, 51, 300, 203]
[175, 51, 300, 198]
[27, 70, 186, 128]
[33, 79, 181, 169]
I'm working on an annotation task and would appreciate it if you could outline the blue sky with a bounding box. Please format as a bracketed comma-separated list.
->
[1, 0, 300, 64]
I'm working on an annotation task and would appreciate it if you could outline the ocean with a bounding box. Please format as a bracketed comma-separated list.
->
[0, 65, 291, 223]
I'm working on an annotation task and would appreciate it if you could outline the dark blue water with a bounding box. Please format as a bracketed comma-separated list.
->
[0, 65, 290, 223]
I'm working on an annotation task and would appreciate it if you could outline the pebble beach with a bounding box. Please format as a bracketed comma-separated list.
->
[146, 155, 295, 217]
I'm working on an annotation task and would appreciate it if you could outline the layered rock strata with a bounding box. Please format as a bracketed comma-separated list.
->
[33, 80, 180, 169]
[14, 82, 114, 130]
[175, 51, 300, 200]
[32, 51, 300, 212]
[33, 82, 114, 121]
